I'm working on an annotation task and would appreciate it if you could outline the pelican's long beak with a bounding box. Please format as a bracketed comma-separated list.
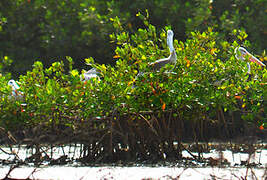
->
[247, 53, 266, 67]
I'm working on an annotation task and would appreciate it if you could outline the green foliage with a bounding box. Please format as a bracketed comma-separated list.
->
[0, 0, 266, 77]
[0, 15, 266, 133]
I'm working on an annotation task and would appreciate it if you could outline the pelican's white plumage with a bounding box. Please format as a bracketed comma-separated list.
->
[81, 68, 100, 81]
[8, 79, 23, 98]
[135, 30, 177, 79]
[149, 30, 177, 70]
[132, 30, 177, 88]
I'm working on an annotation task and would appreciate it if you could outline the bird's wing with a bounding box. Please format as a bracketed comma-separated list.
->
[83, 73, 98, 80]
[86, 68, 99, 74]
[149, 57, 170, 71]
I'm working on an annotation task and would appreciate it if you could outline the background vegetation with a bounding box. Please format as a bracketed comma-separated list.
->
[0, 0, 266, 162]
[0, 0, 266, 76]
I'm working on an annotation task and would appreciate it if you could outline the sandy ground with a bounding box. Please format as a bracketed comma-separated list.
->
[0, 166, 266, 180]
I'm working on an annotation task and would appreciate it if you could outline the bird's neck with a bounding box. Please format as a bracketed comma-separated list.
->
[169, 50, 177, 63]
[169, 46, 175, 53]
[167, 35, 174, 53]
[168, 40, 174, 53]
[247, 62, 251, 74]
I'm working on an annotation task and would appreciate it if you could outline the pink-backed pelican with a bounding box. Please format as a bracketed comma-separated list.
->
[235, 47, 265, 74]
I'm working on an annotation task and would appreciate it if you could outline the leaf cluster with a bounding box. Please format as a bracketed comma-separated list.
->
[0, 16, 265, 132]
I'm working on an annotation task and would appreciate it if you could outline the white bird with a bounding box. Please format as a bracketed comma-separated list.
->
[7, 79, 23, 98]
[149, 30, 177, 71]
[132, 30, 177, 89]
[81, 68, 100, 81]
[235, 47, 265, 74]
[135, 30, 177, 80]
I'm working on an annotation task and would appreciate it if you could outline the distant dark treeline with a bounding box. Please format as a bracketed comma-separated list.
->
[0, 0, 266, 77]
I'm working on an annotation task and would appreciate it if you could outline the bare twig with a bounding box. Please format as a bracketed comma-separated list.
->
[3, 164, 19, 180]
[138, 113, 158, 136]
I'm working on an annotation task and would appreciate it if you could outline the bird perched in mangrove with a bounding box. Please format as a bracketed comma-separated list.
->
[135, 29, 177, 80]
[234, 47, 265, 74]
[132, 30, 177, 89]
[8, 79, 23, 98]
[149, 29, 177, 71]
[80, 68, 100, 81]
